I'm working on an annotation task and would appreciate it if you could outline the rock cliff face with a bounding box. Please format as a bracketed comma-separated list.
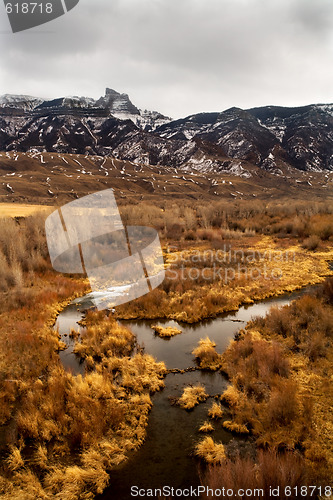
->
[96, 88, 141, 117]
[0, 89, 332, 175]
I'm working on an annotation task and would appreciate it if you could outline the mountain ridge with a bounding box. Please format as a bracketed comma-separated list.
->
[0, 89, 332, 176]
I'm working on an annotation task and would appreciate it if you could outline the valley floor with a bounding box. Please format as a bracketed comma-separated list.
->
[0, 200, 332, 498]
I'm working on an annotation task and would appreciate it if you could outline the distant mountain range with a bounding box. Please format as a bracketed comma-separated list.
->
[0, 88, 332, 177]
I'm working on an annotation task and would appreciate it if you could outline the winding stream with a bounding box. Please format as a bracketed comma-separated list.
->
[54, 286, 317, 500]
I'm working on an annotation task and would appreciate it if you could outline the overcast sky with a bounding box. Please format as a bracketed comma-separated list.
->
[0, 0, 332, 118]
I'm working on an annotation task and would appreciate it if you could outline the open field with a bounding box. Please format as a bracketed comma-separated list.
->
[0, 203, 53, 218]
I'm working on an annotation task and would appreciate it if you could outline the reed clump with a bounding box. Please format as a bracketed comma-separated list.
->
[195, 437, 226, 464]
[222, 420, 249, 435]
[220, 385, 242, 408]
[198, 421, 214, 433]
[114, 199, 333, 323]
[73, 317, 135, 360]
[207, 401, 224, 419]
[192, 337, 222, 370]
[178, 385, 208, 410]
[151, 324, 182, 338]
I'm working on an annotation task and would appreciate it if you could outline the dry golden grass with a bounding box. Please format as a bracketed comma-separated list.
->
[74, 317, 134, 361]
[0, 470, 48, 500]
[112, 198, 333, 323]
[1, 317, 166, 498]
[33, 445, 48, 470]
[6, 446, 24, 472]
[207, 401, 224, 419]
[222, 420, 249, 434]
[115, 235, 333, 323]
[198, 421, 214, 433]
[178, 385, 208, 410]
[192, 337, 222, 370]
[0, 272, 89, 427]
[253, 288, 333, 483]
[195, 437, 226, 464]
[220, 385, 241, 408]
[0, 203, 53, 218]
[220, 333, 310, 448]
[151, 324, 182, 338]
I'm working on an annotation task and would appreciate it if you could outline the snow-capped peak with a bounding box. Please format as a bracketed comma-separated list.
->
[0, 94, 44, 111]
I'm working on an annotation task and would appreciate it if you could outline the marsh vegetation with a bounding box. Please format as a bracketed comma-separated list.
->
[116, 198, 333, 322]
[0, 198, 332, 498]
[197, 281, 333, 495]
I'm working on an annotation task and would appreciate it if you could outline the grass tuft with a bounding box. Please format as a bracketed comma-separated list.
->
[198, 421, 214, 433]
[222, 420, 249, 434]
[151, 324, 182, 338]
[192, 337, 222, 370]
[195, 437, 226, 464]
[6, 446, 24, 472]
[207, 401, 224, 419]
[178, 385, 208, 410]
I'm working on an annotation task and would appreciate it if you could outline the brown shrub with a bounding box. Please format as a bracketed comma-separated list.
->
[266, 380, 299, 427]
[319, 277, 333, 305]
[303, 235, 321, 251]
[220, 385, 241, 408]
[201, 450, 308, 499]
[253, 294, 333, 359]
[304, 332, 327, 361]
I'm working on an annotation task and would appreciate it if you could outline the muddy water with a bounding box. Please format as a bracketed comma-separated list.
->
[54, 286, 317, 500]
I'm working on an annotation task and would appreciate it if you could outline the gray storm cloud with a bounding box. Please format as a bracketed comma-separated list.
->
[0, 0, 332, 117]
